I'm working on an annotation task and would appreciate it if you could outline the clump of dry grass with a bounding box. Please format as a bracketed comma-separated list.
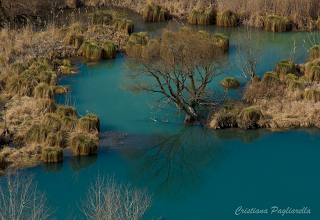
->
[265, 15, 292, 32]
[188, 7, 216, 25]
[305, 89, 320, 102]
[217, 10, 238, 27]
[310, 45, 320, 60]
[275, 60, 297, 79]
[212, 33, 229, 51]
[37, 98, 56, 113]
[78, 114, 100, 132]
[41, 113, 61, 131]
[68, 132, 98, 156]
[34, 83, 55, 99]
[54, 86, 69, 95]
[61, 116, 78, 131]
[220, 77, 239, 88]
[102, 40, 116, 59]
[41, 147, 63, 163]
[78, 40, 103, 60]
[305, 61, 320, 82]
[55, 104, 77, 117]
[262, 71, 280, 87]
[143, 2, 170, 22]
[288, 80, 306, 90]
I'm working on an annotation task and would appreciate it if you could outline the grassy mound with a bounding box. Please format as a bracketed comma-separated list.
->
[210, 113, 237, 129]
[220, 77, 240, 88]
[24, 124, 52, 144]
[188, 7, 216, 25]
[58, 66, 75, 75]
[143, 3, 170, 22]
[252, 76, 261, 83]
[54, 86, 69, 95]
[310, 45, 320, 60]
[41, 147, 63, 163]
[114, 18, 135, 34]
[275, 60, 297, 79]
[305, 61, 320, 81]
[217, 10, 238, 27]
[89, 10, 112, 25]
[6, 72, 40, 97]
[55, 105, 77, 117]
[63, 33, 84, 49]
[126, 32, 150, 56]
[41, 113, 61, 130]
[37, 99, 56, 113]
[0, 155, 5, 169]
[142, 39, 161, 60]
[34, 83, 55, 99]
[288, 80, 306, 90]
[78, 114, 100, 132]
[305, 89, 320, 102]
[11, 62, 28, 74]
[45, 131, 65, 148]
[68, 133, 98, 156]
[284, 73, 298, 85]
[102, 40, 116, 59]
[238, 107, 262, 128]
[212, 33, 229, 51]
[61, 116, 78, 130]
[40, 71, 57, 85]
[197, 31, 212, 40]
[262, 71, 280, 86]
[78, 41, 103, 60]
[265, 15, 291, 32]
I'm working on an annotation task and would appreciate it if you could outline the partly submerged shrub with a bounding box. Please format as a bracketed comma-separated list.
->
[188, 7, 216, 25]
[262, 71, 280, 86]
[265, 15, 291, 32]
[305, 89, 320, 102]
[305, 61, 320, 81]
[68, 133, 98, 156]
[288, 80, 306, 90]
[34, 83, 55, 99]
[275, 60, 297, 79]
[212, 33, 229, 51]
[102, 40, 116, 59]
[220, 77, 240, 88]
[78, 114, 100, 132]
[54, 86, 69, 95]
[310, 45, 320, 60]
[79, 41, 103, 60]
[217, 10, 238, 27]
[37, 98, 56, 113]
[55, 105, 77, 117]
[41, 147, 63, 163]
[143, 3, 170, 22]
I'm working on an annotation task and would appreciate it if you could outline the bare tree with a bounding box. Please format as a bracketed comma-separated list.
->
[122, 29, 231, 123]
[0, 170, 55, 220]
[235, 25, 266, 80]
[79, 174, 154, 220]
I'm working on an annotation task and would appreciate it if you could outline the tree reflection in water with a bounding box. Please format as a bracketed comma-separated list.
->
[122, 124, 229, 201]
[213, 128, 265, 144]
[68, 155, 97, 172]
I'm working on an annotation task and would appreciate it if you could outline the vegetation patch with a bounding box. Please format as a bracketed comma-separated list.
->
[41, 147, 63, 163]
[275, 60, 297, 79]
[34, 83, 55, 99]
[188, 7, 216, 25]
[288, 80, 306, 90]
[220, 77, 240, 88]
[41, 113, 61, 131]
[265, 15, 292, 32]
[102, 40, 116, 59]
[55, 105, 77, 117]
[78, 114, 100, 132]
[143, 3, 170, 22]
[24, 124, 53, 144]
[0, 155, 6, 169]
[305, 61, 320, 82]
[284, 73, 298, 85]
[79, 41, 103, 60]
[305, 89, 320, 102]
[310, 45, 320, 60]
[61, 116, 78, 131]
[37, 98, 56, 113]
[212, 33, 229, 51]
[217, 10, 238, 27]
[68, 133, 98, 156]
[54, 86, 69, 95]
[262, 72, 280, 87]
[252, 76, 261, 83]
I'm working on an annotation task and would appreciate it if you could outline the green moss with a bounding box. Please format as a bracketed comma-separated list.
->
[68, 133, 98, 156]
[275, 60, 297, 79]
[212, 33, 229, 51]
[143, 3, 170, 22]
[220, 77, 240, 88]
[78, 114, 100, 132]
[55, 105, 77, 117]
[41, 147, 63, 163]
[262, 71, 280, 86]
[265, 15, 291, 32]
[217, 10, 238, 27]
[54, 86, 69, 95]
[102, 40, 116, 59]
[305, 89, 320, 102]
[305, 61, 320, 81]
[310, 45, 320, 60]
[188, 7, 216, 25]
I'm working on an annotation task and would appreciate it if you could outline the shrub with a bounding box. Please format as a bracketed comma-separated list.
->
[102, 41, 116, 59]
[41, 147, 63, 163]
[37, 99, 56, 113]
[310, 45, 320, 60]
[54, 86, 69, 95]
[24, 124, 53, 144]
[68, 133, 98, 156]
[212, 33, 229, 51]
[275, 60, 297, 79]
[262, 71, 280, 86]
[188, 7, 216, 25]
[265, 15, 292, 32]
[55, 105, 77, 117]
[288, 80, 306, 90]
[143, 3, 170, 22]
[79, 41, 103, 60]
[78, 114, 100, 132]
[61, 116, 78, 130]
[220, 77, 240, 88]
[252, 76, 261, 83]
[305, 89, 320, 102]
[41, 113, 61, 130]
[217, 10, 238, 27]
[34, 83, 55, 99]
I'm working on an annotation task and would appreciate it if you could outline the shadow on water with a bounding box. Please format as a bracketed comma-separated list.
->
[68, 155, 97, 172]
[42, 161, 64, 173]
[121, 124, 229, 201]
[213, 128, 266, 144]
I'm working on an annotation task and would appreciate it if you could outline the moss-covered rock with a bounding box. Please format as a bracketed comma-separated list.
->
[217, 10, 238, 27]
[212, 33, 229, 51]
[188, 7, 216, 25]
[41, 147, 63, 163]
[220, 77, 240, 88]
[265, 15, 291, 32]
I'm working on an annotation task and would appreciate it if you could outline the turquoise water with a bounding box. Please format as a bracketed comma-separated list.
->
[2, 12, 320, 220]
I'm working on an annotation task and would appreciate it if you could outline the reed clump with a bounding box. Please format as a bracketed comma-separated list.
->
[102, 40, 116, 59]
[252, 76, 261, 83]
[45, 131, 65, 148]
[34, 83, 55, 99]
[125, 32, 150, 56]
[89, 10, 113, 26]
[265, 15, 292, 32]
[78, 114, 100, 132]
[78, 41, 103, 60]
[11, 62, 29, 74]
[310, 45, 320, 60]
[305, 61, 320, 82]
[37, 98, 56, 113]
[220, 78, 240, 88]
[275, 60, 297, 79]
[55, 105, 77, 117]
[188, 7, 216, 25]
[68, 133, 98, 156]
[142, 39, 161, 60]
[41, 113, 61, 131]
[217, 10, 238, 27]
[63, 33, 84, 50]
[288, 80, 306, 90]
[212, 33, 229, 51]
[24, 124, 53, 144]
[284, 73, 298, 85]
[114, 18, 135, 34]
[61, 116, 78, 131]
[54, 86, 69, 95]
[41, 147, 63, 163]
[305, 89, 320, 102]
[143, 3, 170, 22]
